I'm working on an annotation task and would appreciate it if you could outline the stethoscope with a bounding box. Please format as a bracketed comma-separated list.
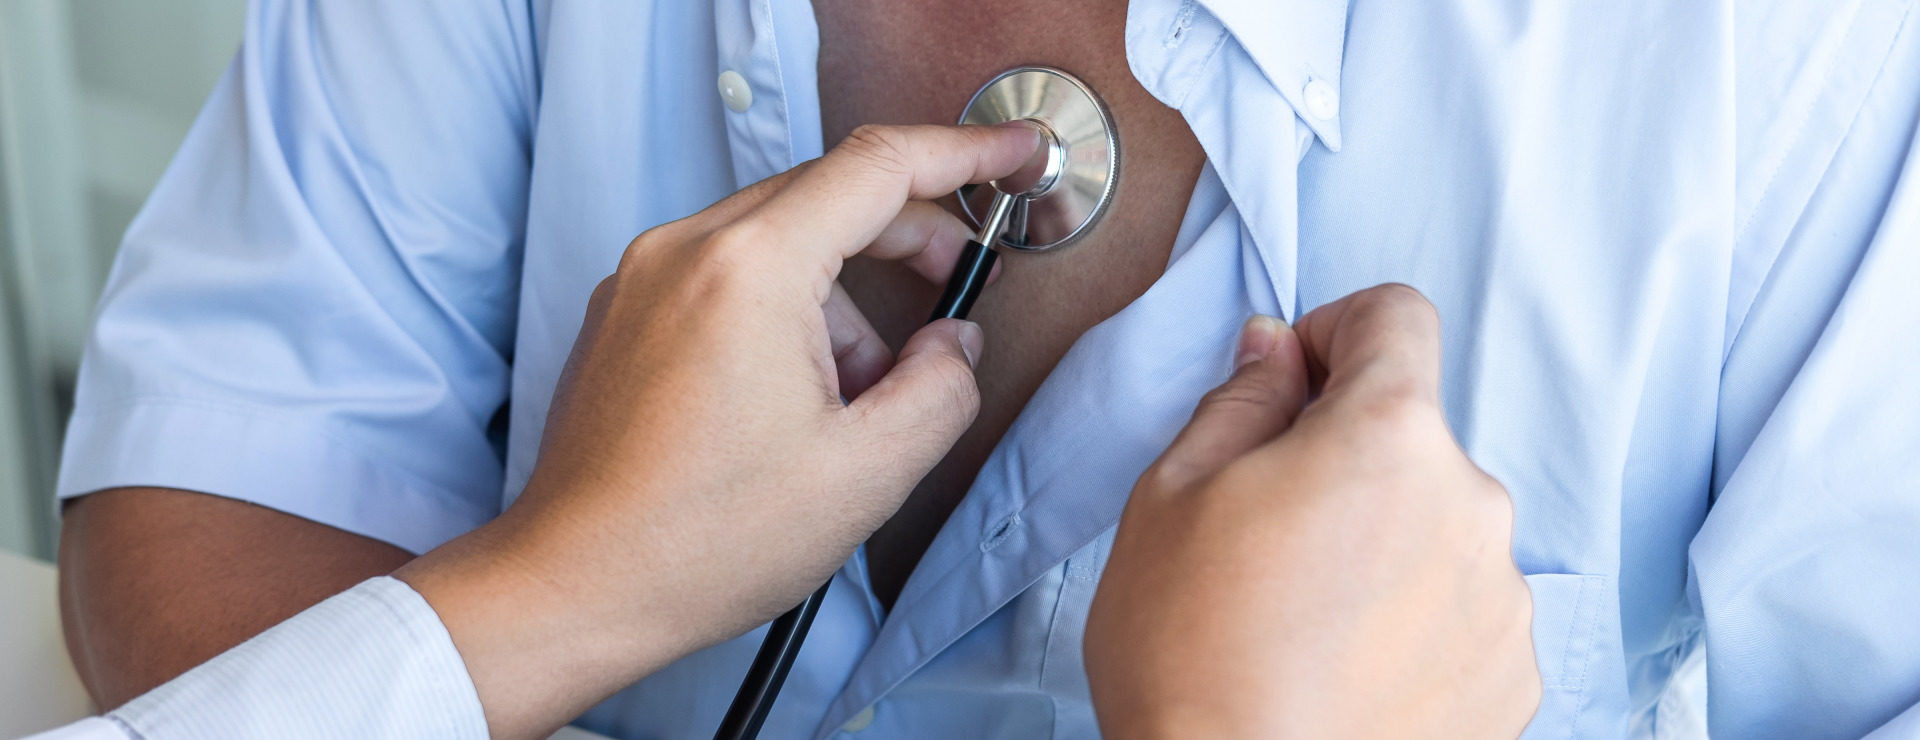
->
[714, 66, 1121, 740]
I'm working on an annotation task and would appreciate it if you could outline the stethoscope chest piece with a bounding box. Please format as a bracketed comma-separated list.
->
[958, 66, 1119, 252]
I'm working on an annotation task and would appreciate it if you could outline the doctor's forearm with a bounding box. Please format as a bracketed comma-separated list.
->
[58, 487, 415, 708]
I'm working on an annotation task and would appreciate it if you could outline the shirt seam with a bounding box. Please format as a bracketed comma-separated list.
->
[1730, 1, 1876, 247]
[289, 14, 521, 426]
[758, 0, 800, 168]
[1564, 577, 1599, 740]
[1035, 567, 1074, 724]
[1169, 25, 1232, 112]
[1724, 0, 1918, 363]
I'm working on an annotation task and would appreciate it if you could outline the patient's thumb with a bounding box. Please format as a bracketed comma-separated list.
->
[1146, 316, 1309, 493]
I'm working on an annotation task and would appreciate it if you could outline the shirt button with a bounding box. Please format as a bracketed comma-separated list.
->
[1302, 78, 1339, 120]
[717, 69, 753, 113]
[840, 706, 876, 733]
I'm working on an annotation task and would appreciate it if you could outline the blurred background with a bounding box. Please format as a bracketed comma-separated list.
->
[0, 0, 244, 562]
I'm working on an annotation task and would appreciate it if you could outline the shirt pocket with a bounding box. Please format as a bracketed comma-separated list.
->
[1038, 544, 1626, 738]
[1521, 572, 1627, 739]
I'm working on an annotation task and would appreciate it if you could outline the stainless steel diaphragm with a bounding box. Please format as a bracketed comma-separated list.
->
[958, 66, 1120, 252]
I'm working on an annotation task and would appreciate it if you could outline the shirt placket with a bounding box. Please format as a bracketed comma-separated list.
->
[708, 1, 890, 735]
[814, 2, 1348, 735]
[712, 0, 822, 188]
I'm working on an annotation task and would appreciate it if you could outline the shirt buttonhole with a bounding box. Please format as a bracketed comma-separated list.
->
[1164, 0, 1198, 48]
[980, 514, 1022, 552]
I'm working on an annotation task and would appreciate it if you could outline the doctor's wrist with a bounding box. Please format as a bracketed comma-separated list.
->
[395, 505, 685, 739]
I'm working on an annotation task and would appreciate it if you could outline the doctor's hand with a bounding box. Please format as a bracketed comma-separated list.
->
[395, 123, 1043, 738]
[1086, 285, 1540, 740]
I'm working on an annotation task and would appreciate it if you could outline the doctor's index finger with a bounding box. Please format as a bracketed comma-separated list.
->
[752, 123, 1044, 263]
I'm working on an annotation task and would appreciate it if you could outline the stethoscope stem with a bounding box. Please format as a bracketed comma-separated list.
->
[929, 193, 1013, 321]
[713, 190, 1018, 740]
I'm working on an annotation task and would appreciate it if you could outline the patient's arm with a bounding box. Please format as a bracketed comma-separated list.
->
[58, 487, 414, 708]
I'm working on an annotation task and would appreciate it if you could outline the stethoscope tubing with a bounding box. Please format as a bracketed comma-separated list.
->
[713, 581, 831, 739]
[713, 226, 1002, 740]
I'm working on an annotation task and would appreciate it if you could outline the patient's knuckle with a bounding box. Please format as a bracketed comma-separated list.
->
[1501, 583, 1539, 689]
[1480, 474, 1516, 530]
[1137, 458, 1194, 496]
[1353, 283, 1440, 332]
[1510, 576, 1536, 627]
[1365, 282, 1436, 313]
[618, 227, 672, 273]
[1512, 659, 1544, 719]
[586, 275, 617, 309]
[1349, 389, 1437, 442]
[1463, 493, 1515, 555]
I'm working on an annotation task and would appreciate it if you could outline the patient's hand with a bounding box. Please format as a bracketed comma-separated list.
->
[1086, 285, 1540, 739]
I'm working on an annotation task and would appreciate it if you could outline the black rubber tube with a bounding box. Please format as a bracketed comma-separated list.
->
[713, 239, 999, 740]
[928, 239, 1000, 322]
[712, 582, 830, 740]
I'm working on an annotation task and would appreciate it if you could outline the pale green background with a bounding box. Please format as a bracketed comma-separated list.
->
[0, 0, 245, 561]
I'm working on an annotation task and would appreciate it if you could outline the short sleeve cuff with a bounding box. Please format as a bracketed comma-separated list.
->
[57, 399, 497, 554]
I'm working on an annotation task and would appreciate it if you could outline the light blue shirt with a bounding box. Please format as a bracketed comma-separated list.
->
[57, 0, 1920, 737]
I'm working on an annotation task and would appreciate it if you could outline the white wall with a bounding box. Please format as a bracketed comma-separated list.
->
[0, 0, 244, 560]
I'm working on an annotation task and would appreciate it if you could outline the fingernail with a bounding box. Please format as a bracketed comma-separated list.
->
[997, 120, 1045, 147]
[957, 320, 984, 368]
[1234, 315, 1285, 370]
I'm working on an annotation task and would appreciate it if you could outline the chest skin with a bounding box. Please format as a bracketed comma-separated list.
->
[815, 0, 1207, 606]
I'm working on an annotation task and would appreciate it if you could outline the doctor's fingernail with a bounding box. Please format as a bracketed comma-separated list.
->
[996, 120, 1045, 147]
[958, 321, 984, 368]
[1235, 315, 1286, 370]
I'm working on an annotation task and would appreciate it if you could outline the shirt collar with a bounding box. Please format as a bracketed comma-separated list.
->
[1127, 0, 1351, 150]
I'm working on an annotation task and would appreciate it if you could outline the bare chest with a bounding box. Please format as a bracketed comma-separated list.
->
[814, 0, 1205, 604]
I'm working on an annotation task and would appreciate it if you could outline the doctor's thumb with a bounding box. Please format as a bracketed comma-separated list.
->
[1143, 316, 1310, 493]
[843, 318, 985, 462]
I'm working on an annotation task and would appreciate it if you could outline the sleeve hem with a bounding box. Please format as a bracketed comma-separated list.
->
[57, 399, 498, 554]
